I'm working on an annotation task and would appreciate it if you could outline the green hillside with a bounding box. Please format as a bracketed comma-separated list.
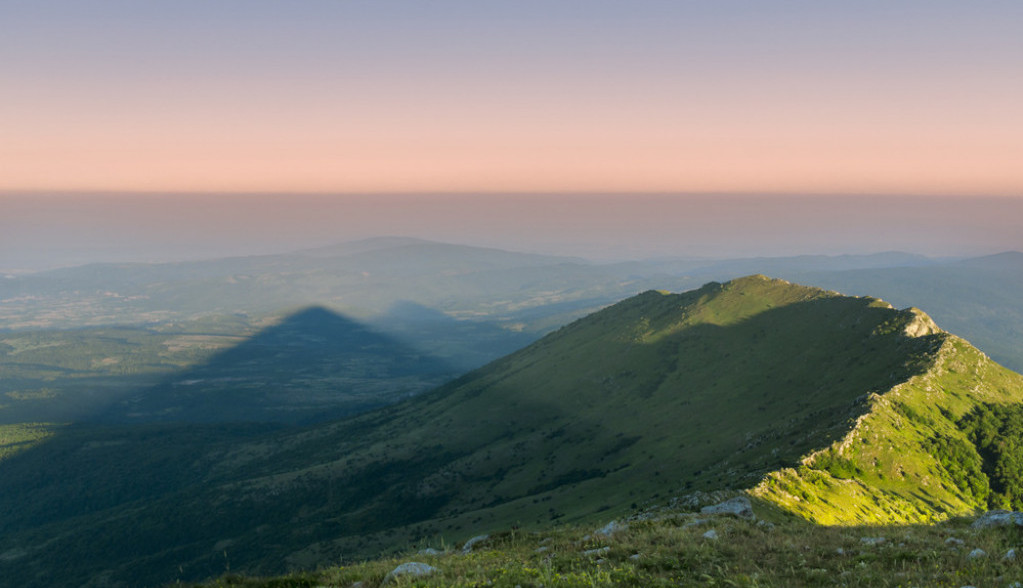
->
[752, 333, 1023, 524]
[1, 276, 1021, 587]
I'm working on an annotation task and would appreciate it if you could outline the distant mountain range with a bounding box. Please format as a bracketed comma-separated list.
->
[2, 276, 1021, 587]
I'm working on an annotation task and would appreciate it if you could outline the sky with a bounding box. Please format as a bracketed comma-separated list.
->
[3, 0, 1022, 195]
[1, 1, 1022, 269]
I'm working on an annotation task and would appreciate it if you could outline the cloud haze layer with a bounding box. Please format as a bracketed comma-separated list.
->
[2, 193, 1021, 271]
[2, 1, 1022, 195]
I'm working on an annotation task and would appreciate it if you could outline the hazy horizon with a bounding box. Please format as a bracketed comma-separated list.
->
[3, 192, 1021, 273]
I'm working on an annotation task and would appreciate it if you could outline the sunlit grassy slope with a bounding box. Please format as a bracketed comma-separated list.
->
[753, 334, 1023, 524]
[3, 275, 1022, 587]
[0, 422, 59, 461]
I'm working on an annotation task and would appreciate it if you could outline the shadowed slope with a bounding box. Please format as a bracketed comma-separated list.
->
[103, 306, 456, 424]
[787, 251, 1023, 372]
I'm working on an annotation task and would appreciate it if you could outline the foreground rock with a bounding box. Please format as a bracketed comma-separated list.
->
[461, 534, 490, 554]
[700, 496, 756, 521]
[594, 520, 628, 537]
[383, 562, 437, 584]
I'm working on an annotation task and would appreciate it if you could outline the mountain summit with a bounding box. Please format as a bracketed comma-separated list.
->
[2, 276, 1021, 587]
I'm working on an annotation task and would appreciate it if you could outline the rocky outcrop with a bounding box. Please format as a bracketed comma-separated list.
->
[382, 562, 437, 584]
[971, 510, 1023, 529]
[700, 496, 756, 521]
[460, 534, 490, 554]
[594, 520, 628, 537]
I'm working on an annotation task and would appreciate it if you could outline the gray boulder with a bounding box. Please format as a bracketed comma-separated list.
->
[595, 520, 628, 537]
[971, 510, 1023, 529]
[700, 496, 756, 521]
[383, 562, 437, 584]
[460, 534, 490, 554]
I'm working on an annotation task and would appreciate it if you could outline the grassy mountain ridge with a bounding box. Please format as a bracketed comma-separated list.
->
[2, 276, 1023, 587]
[753, 333, 1023, 524]
[775, 251, 1023, 372]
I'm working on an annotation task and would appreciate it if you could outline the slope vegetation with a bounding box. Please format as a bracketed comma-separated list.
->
[2, 276, 1021, 587]
[753, 330, 1023, 524]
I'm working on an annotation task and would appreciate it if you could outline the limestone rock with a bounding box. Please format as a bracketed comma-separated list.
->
[971, 510, 1023, 529]
[383, 562, 437, 584]
[700, 496, 755, 521]
[461, 534, 489, 554]
[595, 520, 628, 537]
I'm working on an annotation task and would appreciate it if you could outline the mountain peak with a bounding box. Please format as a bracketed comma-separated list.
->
[900, 307, 942, 337]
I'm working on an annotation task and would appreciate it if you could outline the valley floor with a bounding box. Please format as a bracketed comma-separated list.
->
[189, 504, 1023, 588]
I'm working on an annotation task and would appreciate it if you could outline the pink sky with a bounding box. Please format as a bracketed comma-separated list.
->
[2, 1, 1022, 196]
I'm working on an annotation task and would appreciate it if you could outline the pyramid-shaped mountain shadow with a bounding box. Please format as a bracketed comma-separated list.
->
[373, 300, 540, 371]
[103, 306, 458, 425]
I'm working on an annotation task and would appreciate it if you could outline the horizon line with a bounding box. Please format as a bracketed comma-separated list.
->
[3, 189, 1021, 200]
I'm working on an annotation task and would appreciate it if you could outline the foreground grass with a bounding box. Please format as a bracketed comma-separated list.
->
[189, 507, 1023, 588]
